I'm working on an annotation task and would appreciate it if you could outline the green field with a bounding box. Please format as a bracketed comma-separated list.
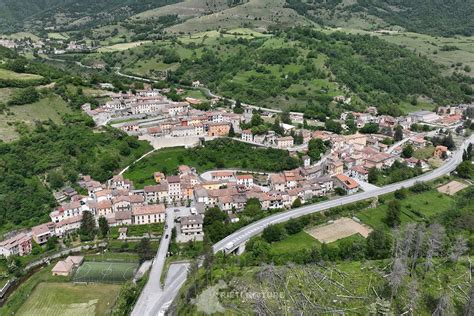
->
[0, 95, 72, 142]
[98, 41, 151, 53]
[270, 231, 319, 256]
[17, 282, 121, 316]
[72, 261, 138, 283]
[0, 68, 43, 81]
[124, 139, 299, 188]
[357, 190, 454, 230]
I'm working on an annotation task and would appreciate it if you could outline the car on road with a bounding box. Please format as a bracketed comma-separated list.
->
[165, 234, 169, 239]
[224, 242, 234, 253]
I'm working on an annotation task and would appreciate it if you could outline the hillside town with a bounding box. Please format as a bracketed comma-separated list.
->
[2, 87, 470, 258]
[1, 114, 464, 259]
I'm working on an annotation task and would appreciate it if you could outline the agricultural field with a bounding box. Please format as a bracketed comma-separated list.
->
[72, 261, 138, 283]
[0, 68, 43, 81]
[437, 180, 469, 196]
[16, 282, 121, 316]
[97, 41, 151, 53]
[307, 217, 372, 243]
[0, 95, 71, 142]
[47, 32, 69, 40]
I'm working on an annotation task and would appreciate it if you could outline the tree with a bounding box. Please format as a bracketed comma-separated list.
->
[291, 198, 302, 208]
[136, 238, 154, 263]
[359, 123, 379, 134]
[432, 293, 452, 316]
[46, 236, 58, 251]
[394, 125, 403, 141]
[394, 188, 407, 200]
[47, 171, 64, 190]
[366, 229, 392, 259]
[324, 120, 342, 134]
[262, 224, 286, 243]
[425, 223, 446, 272]
[228, 124, 235, 137]
[368, 167, 379, 184]
[98, 216, 109, 238]
[456, 161, 473, 179]
[250, 113, 264, 127]
[386, 200, 401, 227]
[246, 237, 270, 261]
[243, 198, 261, 218]
[280, 111, 291, 124]
[272, 117, 284, 135]
[307, 138, 325, 161]
[464, 284, 474, 316]
[8, 87, 40, 106]
[79, 211, 96, 241]
[284, 218, 304, 235]
[443, 133, 455, 150]
[402, 144, 414, 158]
[449, 235, 468, 264]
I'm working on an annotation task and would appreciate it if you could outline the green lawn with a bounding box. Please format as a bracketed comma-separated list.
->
[109, 223, 164, 238]
[183, 89, 208, 101]
[270, 231, 319, 256]
[414, 146, 435, 160]
[0, 68, 43, 81]
[16, 282, 121, 316]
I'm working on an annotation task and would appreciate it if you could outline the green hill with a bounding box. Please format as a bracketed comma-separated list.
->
[0, 0, 180, 33]
[285, 0, 474, 37]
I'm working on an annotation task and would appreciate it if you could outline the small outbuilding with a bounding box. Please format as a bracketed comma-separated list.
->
[51, 255, 84, 276]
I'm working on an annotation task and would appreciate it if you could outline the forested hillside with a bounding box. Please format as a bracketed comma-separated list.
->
[0, 0, 180, 32]
[113, 27, 473, 115]
[285, 0, 474, 36]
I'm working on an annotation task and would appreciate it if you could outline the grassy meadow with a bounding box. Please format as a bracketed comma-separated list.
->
[16, 282, 121, 316]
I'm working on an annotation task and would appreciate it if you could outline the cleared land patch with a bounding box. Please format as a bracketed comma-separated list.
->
[437, 180, 468, 196]
[0, 68, 43, 81]
[16, 282, 120, 316]
[72, 261, 138, 283]
[0, 95, 71, 142]
[98, 41, 151, 52]
[307, 217, 372, 243]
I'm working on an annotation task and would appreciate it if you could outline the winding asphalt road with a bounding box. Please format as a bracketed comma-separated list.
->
[136, 135, 473, 315]
[214, 135, 473, 252]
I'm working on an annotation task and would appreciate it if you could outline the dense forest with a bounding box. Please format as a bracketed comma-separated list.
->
[0, 0, 180, 32]
[0, 114, 151, 231]
[285, 0, 474, 36]
[165, 27, 472, 116]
